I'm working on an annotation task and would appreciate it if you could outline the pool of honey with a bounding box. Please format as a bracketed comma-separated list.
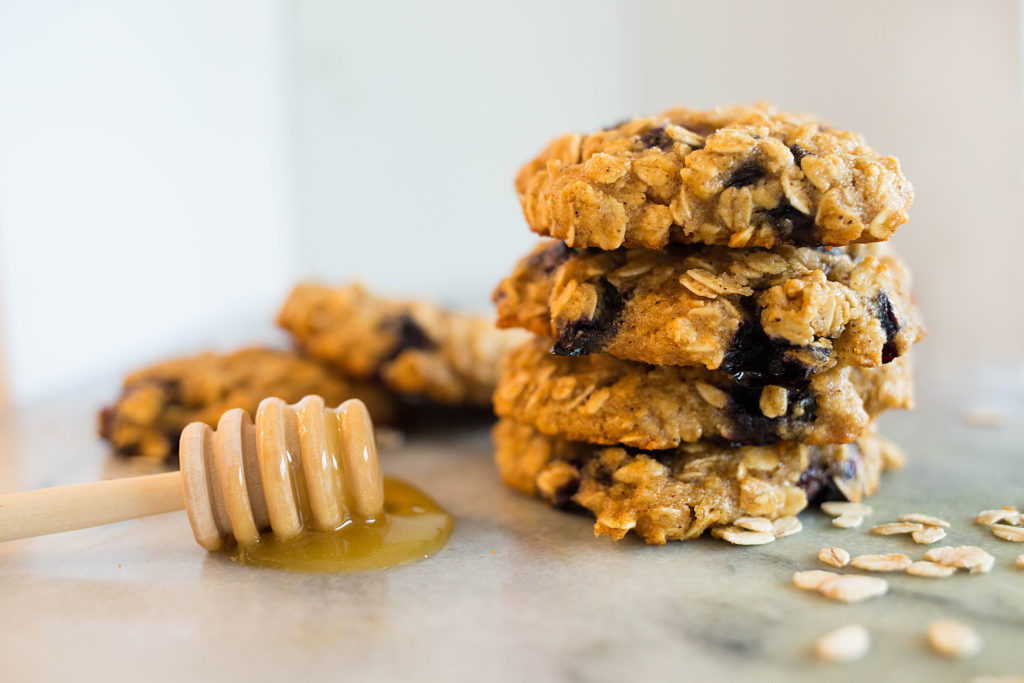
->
[230, 477, 452, 572]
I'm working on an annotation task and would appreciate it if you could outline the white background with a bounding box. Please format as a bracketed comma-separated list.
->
[1, 0, 1022, 406]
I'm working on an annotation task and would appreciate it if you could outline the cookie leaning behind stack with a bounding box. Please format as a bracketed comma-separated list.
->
[492, 103, 924, 544]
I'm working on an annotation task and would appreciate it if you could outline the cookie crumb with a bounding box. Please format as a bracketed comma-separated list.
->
[925, 546, 995, 574]
[816, 624, 870, 662]
[833, 513, 864, 529]
[819, 547, 850, 568]
[772, 516, 802, 538]
[991, 524, 1024, 542]
[793, 570, 840, 591]
[1016, 554, 1024, 569]
[906, 561, 956, 578]
[822, 501, 872, 517]
[850, 553, 912, 572]
[911, 526, 947, 544]
[819, 575, 889, 603]
[927, 619, 982, 658]
[897, 513, 950, 528]
[871, 522, 923, 535]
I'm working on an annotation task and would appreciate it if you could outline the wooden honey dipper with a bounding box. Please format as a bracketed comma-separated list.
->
[0, 396, 383, 550]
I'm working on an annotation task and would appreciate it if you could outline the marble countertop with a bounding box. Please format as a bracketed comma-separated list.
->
[0, 375, 1022, 682]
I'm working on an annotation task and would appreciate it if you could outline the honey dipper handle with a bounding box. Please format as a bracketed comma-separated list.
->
[0, 471, 185, 542]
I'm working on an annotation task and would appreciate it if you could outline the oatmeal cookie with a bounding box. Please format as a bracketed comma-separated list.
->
[493, 338, 913, 449]
[516, 103, 912, 250]
[99, 347, 396, 462]
[494, 418, 894, 544]
[494, 240, 923, 373]
[277, 283, 529, 406]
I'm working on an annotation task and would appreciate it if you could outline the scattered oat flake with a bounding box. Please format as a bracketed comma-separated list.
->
[1016, 553, 1024, 569]
[833, 513, 864, 529]
[772, 516, 802, 538]
[734, 516, 773, 534]
[871, 522, 923, 535]
[816, 624, 870, 662]
[975, 509, 1022, 527]
[793, 570, 840, 591]
[819, 547, 850, 568]
[897, 513, 950, 528]
[927, 619, 982, 658]
[850, 553, 912, 572]
[712, 527, 775, 545]
[925, 546, 995, 574]
[912, 526, 947, 544]
[906, 561, 956, 578]
[991, 524, 1024, 542]
[821, 501, 872, 517]
[819, 575, 889, 603]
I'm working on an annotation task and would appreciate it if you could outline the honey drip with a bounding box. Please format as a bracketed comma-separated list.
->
[230, 477, 452, 572]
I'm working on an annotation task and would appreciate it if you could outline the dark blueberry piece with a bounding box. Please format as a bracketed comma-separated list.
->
[724, 160, 765, 189]
[798, 454, 859, 505]
[718, 299, 827, 388]
[550, 475, 581, 508]
[722, 383, 816, 444]
[757, 199, 817, 244]
[789, 144, 809, 165]
[639, 126, 675, 151]
[524, 240, 571, 276]
[874, 292, 901, 363]
[383, 313, 436, 361]
[550, 278, 629, 356]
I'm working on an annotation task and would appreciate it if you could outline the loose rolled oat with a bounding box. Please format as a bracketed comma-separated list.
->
[793, 570, 840, 591]
[991, 524, 1024, 542]
[925, 546, 995, 574]
[911, 526, 947, 544]
[816, 624, 870, 662]
[833, 513, 864, 529]
[772, 516, 803, 538]
[819, 575, 889, 603]
[734, 516, 774, 534]
[927, 619, 982, 658]
[906, 561, 956, 578]
[711, 527, 776, 546]
[975, 508, 1022, 527]
[897, 513, 950, 528]
[850, 553, 912, 572]
[822, 501, 872, 517]
[819, 547, 851, 568]
[1017, 553, 1024, 570]
[870, 522, 923, 535]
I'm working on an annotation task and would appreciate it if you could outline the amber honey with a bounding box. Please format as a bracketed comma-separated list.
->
[230, 477, 452, 572]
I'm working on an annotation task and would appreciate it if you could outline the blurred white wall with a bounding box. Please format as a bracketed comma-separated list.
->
[0, 0, 1021, 405]
[0, 0, 297, 404]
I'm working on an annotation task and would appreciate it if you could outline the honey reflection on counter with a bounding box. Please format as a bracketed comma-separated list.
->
[230, 477, 453, 572]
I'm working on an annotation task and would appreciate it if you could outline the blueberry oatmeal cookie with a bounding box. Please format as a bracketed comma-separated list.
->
[99, 347, 396, 462]
[516, 103, 912, 250]
[277, 283, 529, 406]
[493, 338, 913, 449]
[494, 418, 900, 544]
[494, 240, 923, 373]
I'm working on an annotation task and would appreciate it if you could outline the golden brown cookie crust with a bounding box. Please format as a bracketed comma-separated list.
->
[517, 104, 912, 250]
[98, 347, 396, 462]
[494, 418, 891, 544]
[493, 338, 913, 449]
[494, 240, 923, 372]
[277, 282, 528, 406]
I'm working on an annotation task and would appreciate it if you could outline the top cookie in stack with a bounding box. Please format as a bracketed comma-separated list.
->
[492, 104, 924, 545]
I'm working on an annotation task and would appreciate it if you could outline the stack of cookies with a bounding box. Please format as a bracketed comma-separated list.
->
[491, 104, 924, 545]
